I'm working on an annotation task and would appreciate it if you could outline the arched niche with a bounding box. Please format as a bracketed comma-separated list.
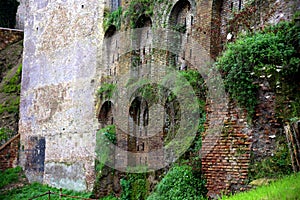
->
[131, 14, 153, 77]
[135, 14, 152, 28]
[168, 0, 193, 67]
[211, 0, 224, 59]
[104, 25, 118, 76]
[129, 97, 149, 138]
[98, 101, 114, 128]
[128, 96, 149, 166]
[169, 0, 192, 32]
[163, 92, 181, 143]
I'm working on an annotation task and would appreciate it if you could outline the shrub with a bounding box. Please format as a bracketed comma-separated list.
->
[147, 165, 207, 200]
[216, 21, 300, 117]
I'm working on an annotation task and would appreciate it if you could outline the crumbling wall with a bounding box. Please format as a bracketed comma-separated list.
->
[0, 134, 20, 171]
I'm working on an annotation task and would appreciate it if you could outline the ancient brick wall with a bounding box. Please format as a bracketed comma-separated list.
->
[0, 134, 20, 171]
[18, 0, 298, 195]
[0, 28, 23, 51]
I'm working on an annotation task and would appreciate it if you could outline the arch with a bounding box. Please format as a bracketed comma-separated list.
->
[104, 25, 117, 38]
[211, 0, 224, 59]
[98, 101, 114, 128]
[167, 0, 193, 67]
[135, 14, 152, 28]
[169, 0, 192, 28]
[104, 25, 117, 75]
[163, 94, 181, 143]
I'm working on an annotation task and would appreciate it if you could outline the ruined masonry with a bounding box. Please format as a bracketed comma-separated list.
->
[17, 0, 298, 196]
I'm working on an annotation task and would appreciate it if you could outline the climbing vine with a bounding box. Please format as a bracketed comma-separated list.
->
[103, 7, 122, 31]
[97, 83, 116, 100]
[103, 0, 173, 31]
[216, 20, 300, 118]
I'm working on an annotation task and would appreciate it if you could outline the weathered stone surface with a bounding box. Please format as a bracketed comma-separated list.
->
[19, 0, 104, 191]
[17, 0, 297, 196]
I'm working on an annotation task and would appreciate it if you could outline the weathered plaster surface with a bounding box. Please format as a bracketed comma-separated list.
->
[19, 0, 105, 191]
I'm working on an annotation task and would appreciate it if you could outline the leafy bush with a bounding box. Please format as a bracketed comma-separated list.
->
[104, 7, 122, 31]
[0, 127, 14, 145]
[120, 173, 149, 200]
[0, 96, 20, 115]
[216, 21, 300, 117]
[101, 194, 119, 200]
[147, 165, 207, 200]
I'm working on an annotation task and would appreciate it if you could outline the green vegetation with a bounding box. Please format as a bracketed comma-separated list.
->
[103, 0, 173, 31]
[0, 166, 22, 189]
[120, 172, 149, 200]
[0, 64, 22, 115]
[104, 7, 123, 31]
[98, 83, 116, 100]
[0, 182, 92, 200]
[1, 64, 22, 94]
[95, 125, 116, 173]
[222, 172, 300, 200]
[101, 195, 119, 200]
[216, 21, 300, 118]
[99, 125, 117, 145]
[0, 96, 20, 115]
[0, 127, 14, 143]
[249, 135, 292, 181]
[0, 167, 91, 199]
[123, 0, 154, 28]
[147, 165, 207, 200]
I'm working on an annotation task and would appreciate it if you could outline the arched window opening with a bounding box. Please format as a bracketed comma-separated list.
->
[128, 97, 149, 166]
[168, 0, 192, 68]
[131, 14, 153, 77]
[211, 0, 224, 59]
[163, 91, 181, 144]
[104, 25, 118, 76]
[98, 101, 114, 128]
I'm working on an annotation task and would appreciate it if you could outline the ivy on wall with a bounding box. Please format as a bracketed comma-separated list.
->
[216, 20, 300, 118]
[103, 0, 173, 31]
[97, 83, 116, 100]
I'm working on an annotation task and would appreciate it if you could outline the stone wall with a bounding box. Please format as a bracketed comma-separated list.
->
[0, 134, 20, 171]
[19, 0, 105, 191]
[18, 0, 298, 196]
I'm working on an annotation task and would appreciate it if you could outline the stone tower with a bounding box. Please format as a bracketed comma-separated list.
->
[19, 0, 105, 191]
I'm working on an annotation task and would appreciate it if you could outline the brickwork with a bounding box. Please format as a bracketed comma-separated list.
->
[0, 28, 23, 51]
[17, 0, 297, 196]
[202, 100, 251, 197]
[0, 134, 20, 171]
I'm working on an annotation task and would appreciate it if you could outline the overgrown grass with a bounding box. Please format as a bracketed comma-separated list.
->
[0, 167, 92, 200]
[0, 182, 92, 200]
[1, 64, 22, 94]
[222, 172, 300, 200]
[0, 166, 22, 189]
